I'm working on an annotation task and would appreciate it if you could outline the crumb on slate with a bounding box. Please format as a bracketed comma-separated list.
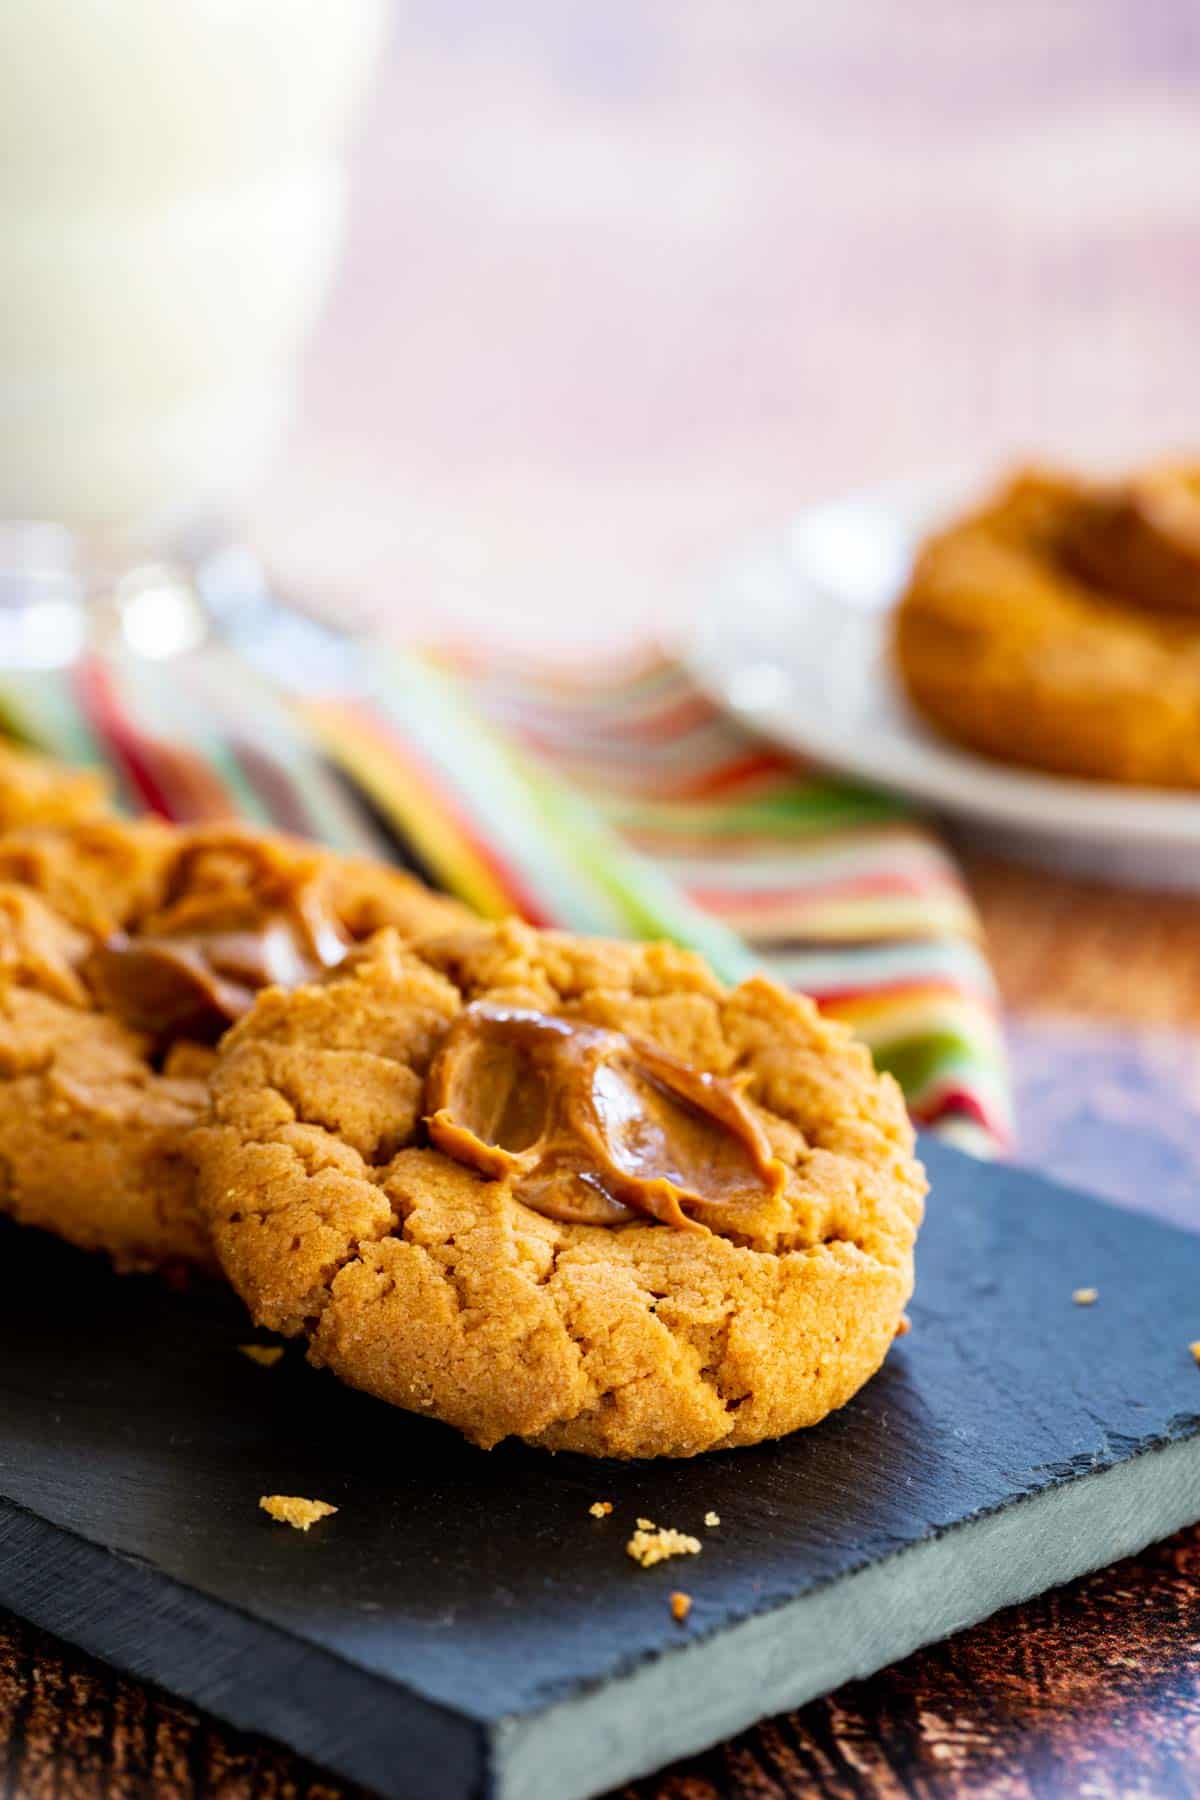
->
[259, 1495, 337, 1531]
[1072, 1287, 1098, 1306]
[1190, 1341, 1200, 1365]
[894, 1313, 912, 1338]
[589, 1500, 613, 1518]
[669, 1591, 692, 1623]
[239, 1344, 285, 1368]
[626, 1526, 701, 1569]
[704, 1510, 720, 1528]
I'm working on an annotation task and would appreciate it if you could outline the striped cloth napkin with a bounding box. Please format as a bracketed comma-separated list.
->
[0, 634, 1009, 1153]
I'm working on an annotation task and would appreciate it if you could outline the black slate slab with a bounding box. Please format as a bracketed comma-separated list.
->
[1, 1139, 1199, 1800]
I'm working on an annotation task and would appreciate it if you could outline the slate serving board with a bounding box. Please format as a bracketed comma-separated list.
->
[1, 1138, 1199, 1800]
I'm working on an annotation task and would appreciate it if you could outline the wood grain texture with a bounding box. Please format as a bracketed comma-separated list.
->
[968, 853, 1200, 1030]
[622, 1523, 1200, 1800]
[0, 1611, 361, 1800]
[3, 1521, 1199, 1800]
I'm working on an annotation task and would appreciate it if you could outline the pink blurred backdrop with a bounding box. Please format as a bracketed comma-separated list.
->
[254, 0, 1200, 646]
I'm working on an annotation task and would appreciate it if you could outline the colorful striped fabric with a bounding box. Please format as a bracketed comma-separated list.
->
[0, 635, 1010, 1153]
[0, 647, 385, 856]
[308, 647, 1010, 1153]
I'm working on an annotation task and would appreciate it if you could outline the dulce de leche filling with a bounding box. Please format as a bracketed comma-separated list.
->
[84, 882, 348, 1044]
[424, 1002, 788, 1230]
[1066, 466, 1200, 614]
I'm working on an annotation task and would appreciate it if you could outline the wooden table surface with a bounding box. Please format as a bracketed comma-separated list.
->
[7, 1, 1200, 1794]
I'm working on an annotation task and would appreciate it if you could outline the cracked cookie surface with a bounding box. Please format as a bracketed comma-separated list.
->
[893, 465, 1200, 788]
[192, 920, 926, 1458]
[0, 819, 473, 1271]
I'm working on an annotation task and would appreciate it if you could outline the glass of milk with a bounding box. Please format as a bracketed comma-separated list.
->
[0, 0, 387, 663]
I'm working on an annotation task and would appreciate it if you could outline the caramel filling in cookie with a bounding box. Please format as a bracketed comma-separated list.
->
[1065, 465, 1200, 614]
[85, 885, 348, 1044]
[425, 1002, 787, 1230]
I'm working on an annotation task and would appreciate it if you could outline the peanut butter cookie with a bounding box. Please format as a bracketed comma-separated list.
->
[0, 820, 473, 1270]
[0, 742, 114, 830]
[893, 464, 1200, 787]
[192, 920, 925, 1458]
[1070, 463, 1200, 615]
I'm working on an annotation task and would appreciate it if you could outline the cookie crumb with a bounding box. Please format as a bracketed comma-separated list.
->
[1072, 1287, 1098, 1306]
[636, 1516, 655, 1531]
[669, 1591, 692, 1623]
[626, 1526, 701, 1569]
[894, 1313, 912, 1338]
[1190, 1341, 1200, 1365]
[589, 1501, 613, 1518]
[704, 1510, 720, 1528]
[259, 1495, 337, 1531]
[239, 1344, 284, 1368]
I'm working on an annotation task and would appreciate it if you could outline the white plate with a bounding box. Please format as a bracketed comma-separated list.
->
[683, 471, 1200, 890]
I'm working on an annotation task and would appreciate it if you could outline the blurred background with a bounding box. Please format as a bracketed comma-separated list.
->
[6, 0, 1199, 648]
[252, 0, 1200, 645]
